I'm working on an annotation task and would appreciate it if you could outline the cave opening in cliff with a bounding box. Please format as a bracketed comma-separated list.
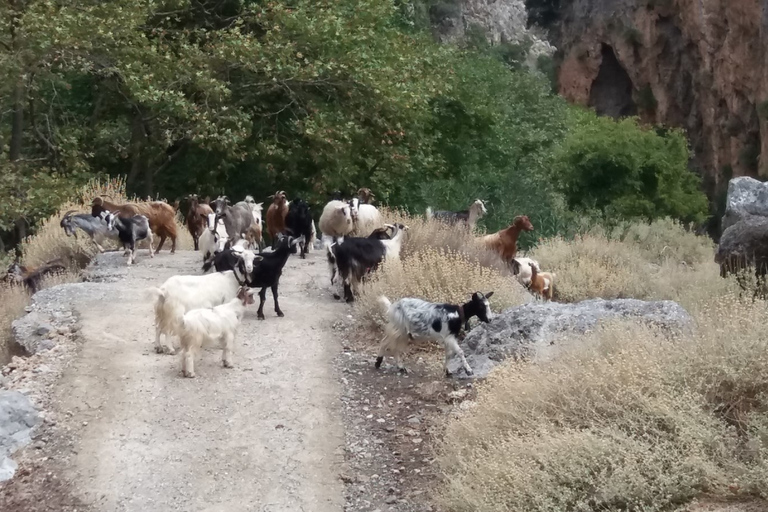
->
[588, 44, 637, 118]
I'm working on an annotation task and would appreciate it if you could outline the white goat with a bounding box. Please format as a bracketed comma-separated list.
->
[200, 212, 230, 270]
[348, 198, 383, 237]
[147, 257, 258, 354]
[179, 286, 255, 378]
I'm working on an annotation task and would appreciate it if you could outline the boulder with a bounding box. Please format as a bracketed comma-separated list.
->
[721, 177, 768, 232]
[448, 298, 692, 378]
[0, 390, 40, 481]
[715, 215, 768, 276]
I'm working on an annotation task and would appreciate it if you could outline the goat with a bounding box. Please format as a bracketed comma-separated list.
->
[319, 200, 355, 242]
[60, 210, 118, 253]
[348, 197, 383, 237]
[284, 198, 313, 259]
[147, 266, 253, 354]
[326, 223, 408, 302]
[243, 195, 265, 250]
[200, 212, 230, 270]
[203, 240, 262, 274]
[99, 210, 154, 265]
[326, 225, 394, 285]
[243, 234, 302, 320]
[528, 262, 555, 301]
[357, 187, 376, 204]
[91, 196, 177, 253]
[178, 286, 256, 378]
[426, 199, 487, 231]
[265, 191, 289, 249]
[212, 195, 255, 244]
[186, 195, 214, 251]
[375, 292, 494, 376]
[4, 259, 67, 293]
[478, 215, 534, 263]
[510, 257, 541, 288]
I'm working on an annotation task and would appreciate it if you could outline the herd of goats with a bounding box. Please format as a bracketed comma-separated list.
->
[3, 189, 556, 377]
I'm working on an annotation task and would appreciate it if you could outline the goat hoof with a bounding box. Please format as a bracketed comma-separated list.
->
[375, 356, 383, 369]
[398, 367, 409, 375]
[465, 369, 474, 376]
[183, 371, 196, 378]
[332, 293, 341, 300]
[257, 315, 266, 321]
[154, 345, 165, 354]
[444, 370, 453, 378]
[223, 362, 234, 369]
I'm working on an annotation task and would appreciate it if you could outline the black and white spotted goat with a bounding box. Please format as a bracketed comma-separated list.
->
[375, 291, 494, 377]
[98, 210, 154, 265]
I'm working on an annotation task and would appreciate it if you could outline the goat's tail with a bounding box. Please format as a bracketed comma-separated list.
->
[145, 286, 165, 305]
[378, 295, 392, 314]
[425, 207, 433, 220]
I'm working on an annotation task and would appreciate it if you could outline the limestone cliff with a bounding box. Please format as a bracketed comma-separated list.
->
[536, 0, 768, 200]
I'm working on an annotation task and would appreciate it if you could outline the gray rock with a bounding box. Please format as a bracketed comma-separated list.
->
[715, 215, 768, 276]
[0, 390, 40, 481]
[448, 298, 692, 378]
[722, 177, 768, 232]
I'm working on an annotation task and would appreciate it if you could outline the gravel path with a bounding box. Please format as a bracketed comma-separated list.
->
[15, 250, 346, 512]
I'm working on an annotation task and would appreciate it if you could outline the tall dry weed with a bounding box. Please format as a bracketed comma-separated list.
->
[437, 294, 768, 512]
[0, 284, 30, 364]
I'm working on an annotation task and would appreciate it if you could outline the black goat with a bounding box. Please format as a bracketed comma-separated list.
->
[244, 234, 302, 319]
[327, 224, 407, 302]
[98, 210, 154, 265]
[284, 198, 313, 259]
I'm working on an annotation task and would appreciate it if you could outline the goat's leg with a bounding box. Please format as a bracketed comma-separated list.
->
[444, 335, 472, 377]
[147, 232, 155, 258]
[90, 233, 106, 253]
[257, 287, 267, 320]
[154, 324, 165, 354]
[271, 282, 284, 317]
[156, 234, 167, 253]
[182, 348, 196, 378]
[170, 234, 176, 254]
[193, 235, 199, 252]
[222, 334, 234, 368]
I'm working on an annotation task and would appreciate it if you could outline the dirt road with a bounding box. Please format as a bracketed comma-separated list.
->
[45, 250, 345, 511]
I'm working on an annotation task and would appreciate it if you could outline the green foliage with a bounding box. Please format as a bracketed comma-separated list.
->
[552, 109, 709, 224]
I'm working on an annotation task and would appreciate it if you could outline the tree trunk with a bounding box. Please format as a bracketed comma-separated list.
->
[126, 111, 147, 193]
[9, 80, 24, 161]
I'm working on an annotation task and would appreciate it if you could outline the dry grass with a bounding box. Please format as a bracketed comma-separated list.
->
[356, 209, 527, 326]
[528, 219, 737, 311]
[437, 294, 768, 512]
[0, 284, 30, 364]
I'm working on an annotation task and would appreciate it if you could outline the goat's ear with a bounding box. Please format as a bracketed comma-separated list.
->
[256, 202, 263, 207]
[485, 291, 494, 299]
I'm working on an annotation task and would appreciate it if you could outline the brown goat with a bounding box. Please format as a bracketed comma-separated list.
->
[91, 196, 177, 253]
[266, 190, 289, 249]
[478, 215, 534, 263]
[528, 262, 555, 301]
[185, 194, 214, 251]
[357, 187, 376, 204]
[4, 258, 67, 293]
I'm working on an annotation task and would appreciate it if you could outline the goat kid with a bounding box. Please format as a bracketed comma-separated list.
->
[99, 210, 154, 265]
[510, 257, 541, 288]
[179, 286, 255, 377]
[528, 262, 556, 301]
[376, 292, 494, 376]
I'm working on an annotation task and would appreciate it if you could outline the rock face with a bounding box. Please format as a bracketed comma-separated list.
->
[0, 390, 40, 481]
[715, 215, 768, 276]
[538, 0, 768, 199]
[722, 177, 768, 231]
[428, 0, 554, 63]
[448, 298, 692, 378]
[11, 284, 81, 355]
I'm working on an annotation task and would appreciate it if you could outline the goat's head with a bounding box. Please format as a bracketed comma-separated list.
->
[91, 197, 106, 218]
[470, 291, 495, 323]
[237, 286, 257, 306]
[357, 188, 375, 204]
[205, 212, 217, 231]
[512, 215, 534, 232]
[232, 246, 262, 274]
[99, 210, 118, 231]
[348, 197, 360, 215]
[330, 190, 343, 201]
[470, 199, 487, 216]
[213, 196, 230, 215]
[59, 210, 78, 237]
[268, 191, 287, 205]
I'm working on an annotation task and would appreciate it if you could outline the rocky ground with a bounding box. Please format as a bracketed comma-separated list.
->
[0, 249, 473, 512]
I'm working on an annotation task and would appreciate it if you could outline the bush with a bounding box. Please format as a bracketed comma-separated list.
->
[553, 109, 709, 225]
[528, 219, 736, 311]
[356, 209, 528, 325]
[436, 295, 768, 512]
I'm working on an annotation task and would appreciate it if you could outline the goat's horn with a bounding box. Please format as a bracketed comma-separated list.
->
[62, 210, 77, 219]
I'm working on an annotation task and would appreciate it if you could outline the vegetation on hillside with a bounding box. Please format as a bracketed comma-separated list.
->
[1, 0, 708, 250]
